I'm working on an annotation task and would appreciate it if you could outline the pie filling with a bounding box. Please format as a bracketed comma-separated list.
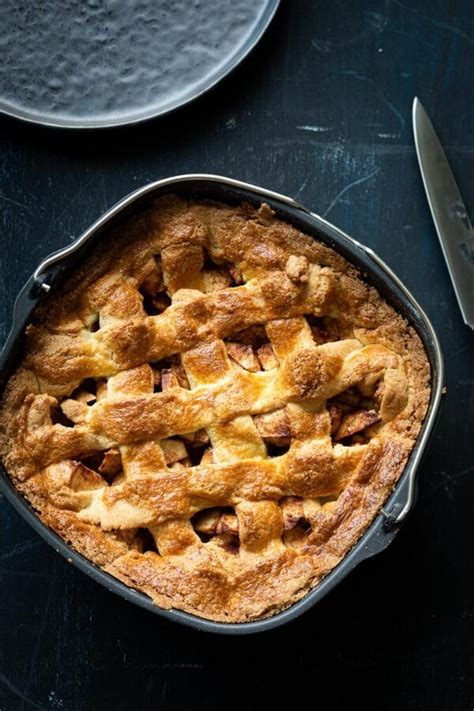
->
[0, 196, 430, 623]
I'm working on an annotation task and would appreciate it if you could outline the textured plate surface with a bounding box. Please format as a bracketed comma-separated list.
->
[0, 0, 279, 128]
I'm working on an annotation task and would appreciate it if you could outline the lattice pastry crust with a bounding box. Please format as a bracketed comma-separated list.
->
[0, 196, 430, 622]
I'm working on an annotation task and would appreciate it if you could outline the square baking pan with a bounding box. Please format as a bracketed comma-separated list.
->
[0, 174, 444, 634]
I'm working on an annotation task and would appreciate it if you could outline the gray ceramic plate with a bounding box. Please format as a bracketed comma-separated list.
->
[0, 0, 279, 129]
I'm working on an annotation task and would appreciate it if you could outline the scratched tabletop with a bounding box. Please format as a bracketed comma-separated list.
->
[1, 1, 473, 709]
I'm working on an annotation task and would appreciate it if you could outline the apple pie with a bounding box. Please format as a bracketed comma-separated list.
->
[0, 196, 430, 622]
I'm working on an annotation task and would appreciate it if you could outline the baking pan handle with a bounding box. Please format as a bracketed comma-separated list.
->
[0, 243, 76, 379]
[381, 464, 418, 529]
[32, 244, 78, 293]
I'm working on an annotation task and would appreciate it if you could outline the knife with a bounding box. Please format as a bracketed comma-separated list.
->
[412, 97, 474, 329]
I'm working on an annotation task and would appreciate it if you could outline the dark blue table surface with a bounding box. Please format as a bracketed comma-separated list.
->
[1, 1, 473, 709]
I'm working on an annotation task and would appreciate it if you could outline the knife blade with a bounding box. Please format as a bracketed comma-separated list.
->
[412, 97, 474, 329]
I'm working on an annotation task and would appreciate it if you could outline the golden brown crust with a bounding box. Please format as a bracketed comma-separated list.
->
[0, 196, 430, 623]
